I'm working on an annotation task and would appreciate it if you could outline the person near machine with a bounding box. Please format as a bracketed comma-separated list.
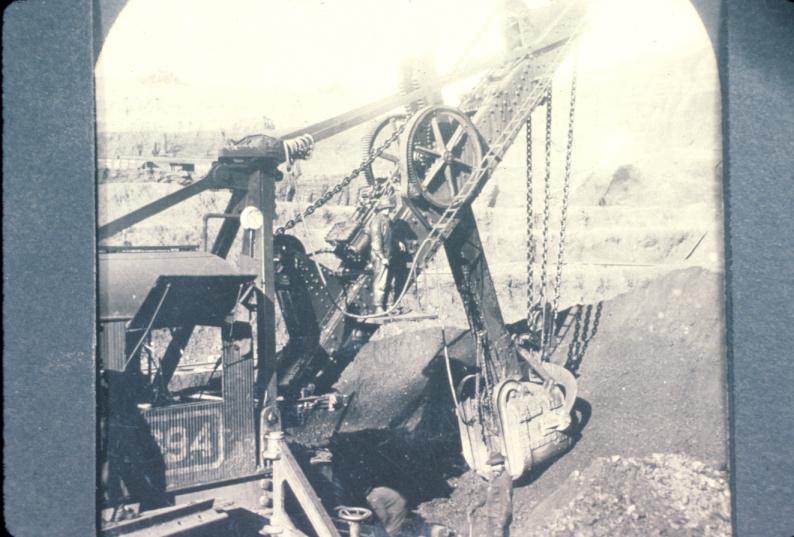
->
[366, 486, 453, 537]
[368, 191, 398, 314]
[367, 486, 408, 536]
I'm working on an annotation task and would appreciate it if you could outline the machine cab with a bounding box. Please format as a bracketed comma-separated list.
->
[98, 248, 259, 509]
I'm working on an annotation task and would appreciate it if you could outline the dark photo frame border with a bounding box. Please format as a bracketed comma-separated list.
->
[3, 1, 793, 535]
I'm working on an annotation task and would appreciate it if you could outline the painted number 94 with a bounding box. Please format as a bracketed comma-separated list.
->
[152, 421, 218, 466]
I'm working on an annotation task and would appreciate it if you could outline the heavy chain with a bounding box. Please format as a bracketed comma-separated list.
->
[316, 37, 578, 321]
[565, 301, 602, 374]
[275, 116, 410, 235]
[549, 62, 577, 328]
[566, 305, 583, 369]
[539, 83, 553, 358]
[397, 38, 578, 306]
[525, 114, 535, 329]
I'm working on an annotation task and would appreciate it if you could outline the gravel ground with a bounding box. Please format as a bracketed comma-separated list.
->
[528, 453, 731, 537]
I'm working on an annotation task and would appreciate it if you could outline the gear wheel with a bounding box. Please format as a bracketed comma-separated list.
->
[360, 114, 405, 186]
[400, 105, 483, 208]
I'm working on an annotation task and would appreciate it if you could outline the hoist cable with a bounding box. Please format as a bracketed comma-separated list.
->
[539, 83, 553, 360]
[549, 52, 578, 333]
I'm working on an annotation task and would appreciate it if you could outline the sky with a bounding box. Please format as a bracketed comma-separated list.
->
[95, 0, 713, 133]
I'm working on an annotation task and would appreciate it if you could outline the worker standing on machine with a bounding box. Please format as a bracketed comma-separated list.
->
[369, 191, 397, 314]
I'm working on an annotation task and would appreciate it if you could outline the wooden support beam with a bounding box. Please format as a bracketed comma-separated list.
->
[269, 434, 342, 537]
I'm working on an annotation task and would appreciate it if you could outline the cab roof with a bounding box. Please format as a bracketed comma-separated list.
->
[99, 250, 256, 328]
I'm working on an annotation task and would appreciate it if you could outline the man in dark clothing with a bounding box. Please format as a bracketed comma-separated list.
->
[368, 193, 397, 313]
[367, 486, 408, 536]
[366, 486, 453, 537]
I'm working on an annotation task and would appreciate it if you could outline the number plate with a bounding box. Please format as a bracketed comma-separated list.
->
[144, 403, 225, 478]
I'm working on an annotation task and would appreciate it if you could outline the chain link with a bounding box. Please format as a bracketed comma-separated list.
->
[275, 116, 411, 235]
[591, 301, 602, 344]
[565, 301, 602, 374]
[525, 114, 535, 330]
[566, 305, 583, 369]
[539, 83, 553, 358]
[549, 62, 577, 328]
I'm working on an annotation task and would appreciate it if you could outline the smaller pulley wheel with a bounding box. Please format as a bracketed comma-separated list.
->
[361, 115, 406, 186]
[401, 106, 483, 208]
[337, 506, 372, 522]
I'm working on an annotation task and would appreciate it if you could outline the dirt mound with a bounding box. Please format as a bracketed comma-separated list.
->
[556, 266, 728, 462]
[529, 453, 730, 537]
[416, 267, 728, 533]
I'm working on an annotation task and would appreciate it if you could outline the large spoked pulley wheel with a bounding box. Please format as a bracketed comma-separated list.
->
[401, 106, 483, 208]
[361, 114, 406, 186]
